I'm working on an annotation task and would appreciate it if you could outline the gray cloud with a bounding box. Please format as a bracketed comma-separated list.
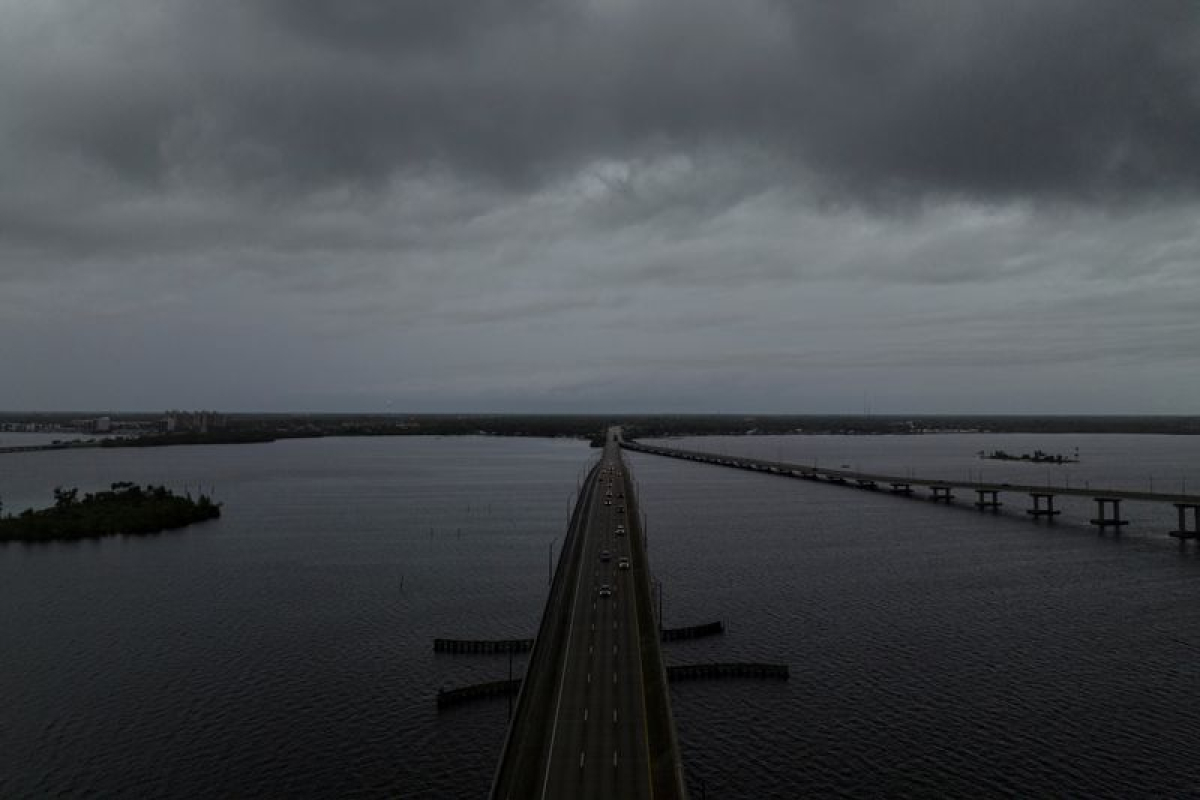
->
[1, 1, 1199, 413]
[5, 1, 1199, 205]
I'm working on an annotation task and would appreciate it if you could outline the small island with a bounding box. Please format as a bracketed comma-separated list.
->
[0, 482, 221, 543]
[979, 449, 1078, 464]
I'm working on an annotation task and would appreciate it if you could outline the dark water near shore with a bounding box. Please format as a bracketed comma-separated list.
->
[3, 434, 1200, 797]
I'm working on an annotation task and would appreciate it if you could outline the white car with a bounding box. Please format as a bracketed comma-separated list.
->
[618, 558, 630, 570]
[598, 584, 612, 597]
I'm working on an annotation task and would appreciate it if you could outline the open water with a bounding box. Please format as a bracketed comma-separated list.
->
[2, 433, 1200, 797]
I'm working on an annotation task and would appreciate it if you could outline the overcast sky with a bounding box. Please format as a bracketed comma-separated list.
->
[2, 1, 1199, 414]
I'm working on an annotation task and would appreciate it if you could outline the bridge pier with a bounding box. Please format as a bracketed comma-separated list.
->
[626, 440, 1200, 539]
[974, 489, 1002, 510]
[929, 485, 954, 503]
[1026, 492, 1060, 520]
[1168, 503, 1200, 540]
[1089, 497, 1129, 529]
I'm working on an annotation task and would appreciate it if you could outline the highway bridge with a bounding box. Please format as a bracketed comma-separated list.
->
[491, 432, 686, 799]
[622, 439, 1200, 538]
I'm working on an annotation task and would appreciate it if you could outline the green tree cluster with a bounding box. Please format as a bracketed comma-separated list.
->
[0, 483, 221, 543]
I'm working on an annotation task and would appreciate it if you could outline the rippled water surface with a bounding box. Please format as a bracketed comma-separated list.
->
[1, 437, 589, 798]
[3, 433, 1200, 798]
[636, 434, 1200, 798]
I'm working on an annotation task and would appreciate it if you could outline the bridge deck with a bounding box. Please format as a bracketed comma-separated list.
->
[491, 434, 685, 799]
[623, 441, 1200, 505]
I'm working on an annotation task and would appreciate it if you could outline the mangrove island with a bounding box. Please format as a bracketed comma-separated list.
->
[0, 482, 221, 543]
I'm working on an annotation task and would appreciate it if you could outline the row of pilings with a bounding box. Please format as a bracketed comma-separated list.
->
[433, 621, 723, 655]
[666, 662, 789, 682]
[661, 621, 725, 642]
[438, 662, 789, 709]
[433, 638, 533, 655]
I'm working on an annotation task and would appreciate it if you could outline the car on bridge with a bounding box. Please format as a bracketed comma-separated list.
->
[618, 558, 630, 570]
[600, 550, 611, 562]
[598, 584, 612, 597]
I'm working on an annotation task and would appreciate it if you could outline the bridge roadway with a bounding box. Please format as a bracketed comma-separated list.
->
[491, 433, 686, 800]
[622, 439, 1200, 504]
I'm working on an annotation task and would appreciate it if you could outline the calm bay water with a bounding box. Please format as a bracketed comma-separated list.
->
[3, 433, 1200, 797]
[1, 437, 589, 798]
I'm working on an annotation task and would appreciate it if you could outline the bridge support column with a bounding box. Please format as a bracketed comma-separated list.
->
[1026, 492, 1060, 520]
[1168, 504, 1200, 540]
[856, 479, 878, 491]
[930, 485, 954, 503]
[889, 482, 913, 495]
[1089, 497, 1129, 529]
[974, 489, 1002, 510]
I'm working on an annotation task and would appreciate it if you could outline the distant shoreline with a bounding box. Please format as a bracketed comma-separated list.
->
[1, 414, 1198, 455]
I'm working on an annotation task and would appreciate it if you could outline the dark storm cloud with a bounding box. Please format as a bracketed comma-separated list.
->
[258, 0, 556, 52]
[3, 0, 1199, 413]
[770, 1, 1200, 201]
[5, 0, 1199, 206]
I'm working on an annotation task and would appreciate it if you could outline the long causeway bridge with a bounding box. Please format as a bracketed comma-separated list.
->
[490, 431, 687, 799]
[621, 439, 1200, 538]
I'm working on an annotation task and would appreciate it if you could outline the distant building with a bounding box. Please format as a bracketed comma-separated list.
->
[162, 410, 225, 433]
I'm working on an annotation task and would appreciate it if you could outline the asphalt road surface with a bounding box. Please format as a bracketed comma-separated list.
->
[492, 432, 683, 800]
[535, 441, 653, 799]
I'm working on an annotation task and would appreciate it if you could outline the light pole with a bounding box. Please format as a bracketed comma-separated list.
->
[657, 579, 664, 632]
